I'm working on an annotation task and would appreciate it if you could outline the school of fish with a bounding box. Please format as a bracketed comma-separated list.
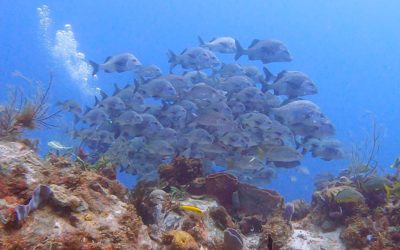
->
[61, 36, 346, 183]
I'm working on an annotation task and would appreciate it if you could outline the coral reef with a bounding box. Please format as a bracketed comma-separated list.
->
[0, 141, 153, 249]
[3, 140, 400, 249]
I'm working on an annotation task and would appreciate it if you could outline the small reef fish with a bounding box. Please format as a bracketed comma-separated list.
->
[198, 36, 237, 54]
[179, 205, 203, 215]
[89, 53, 142, 75]
[48, 141, 72, 150]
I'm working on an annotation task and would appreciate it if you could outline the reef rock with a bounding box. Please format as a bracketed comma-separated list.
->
[205, 172, 238, 209]
[236, 183, 284, 219]
[159, 156, 203, 187]
[0, 141, 155, 249]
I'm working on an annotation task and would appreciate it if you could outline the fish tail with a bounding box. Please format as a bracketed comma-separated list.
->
[234, 39, 245, 60]
[198, 36, 205, 46]
[263, 67, 275, 82]
[89, 60, 100, 76]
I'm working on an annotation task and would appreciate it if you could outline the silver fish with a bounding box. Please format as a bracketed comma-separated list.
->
[137, 78, 177, 99]
[48, 141, 72, 150]
[198, 36, 236, 54]
[215, 63, 245, 78]
[168, 47, 220, 72]
[56, 100, 82, 114]
[271, 70, 318, 97]
[134, 64, 162, 79]
[235, 39, 292, 64]
[114, 110, 143, 126]
[78, 107, 109, 126]
[89, 53, 141, 75]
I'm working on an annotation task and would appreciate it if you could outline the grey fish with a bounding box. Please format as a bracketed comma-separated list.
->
[183, 70, 209, 84]
[113, 84, 144, 108]
[89, 53, 141, 75]
[271, 100, 322, 125]
[198, 36, 236, 53]
[97, 95, 126, 112]
[263, 145, 303, 162]
[186, 83, 226, 104]
[237, 112, 273, 130]
[133, 64, 162, 79]
[189, 110, 237, 131]
[158, 104, 187, 128]
[215, 63, 245, 78]
[143, 140, 175, 157]
[77, 107, 109, 126]
[232, 87, 266, 106]
[235, 39, 292, 64]
[137, 78, 177, 99]
[309, 138, 346, 161]
[290, 117, 335, 138]
[114, 110, 143, 126]
[56, 100, 82, 114]
[218, 131, 249, 148]
[217, 75, 255, 94]
[242, 65, 265, 83]
[270, 70, 318, 97]
[228, 100, 246, 116]
[181, 128, 214, 145]
[161, 74, 193, 96]
[167, 47, 220, 72]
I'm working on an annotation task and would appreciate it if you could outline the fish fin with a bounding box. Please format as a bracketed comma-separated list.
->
[167, 50, 177, 73]
[73, 114, 81, 124]
[113, 83, 121, 95]
[104, 56, 112, 63]
[133, 79, 140, 94]
[275, 70, 287, 82]
[89, 60, 100, 76]
[234, 39, 245, 60]
[261, 83, 272, 93]
[249, 39, 260, 48]
[263, 67, 275, 82]
[198, 36, 205, 46]
[83, 106, 92, 115]
[94, 96, 100, 106]
[100, 90, 108, 100]
[180, 48, 187, 55]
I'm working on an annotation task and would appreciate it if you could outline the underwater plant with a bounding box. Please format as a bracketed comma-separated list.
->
[346, 115, 382, 182]
[0, 73, 61, 141]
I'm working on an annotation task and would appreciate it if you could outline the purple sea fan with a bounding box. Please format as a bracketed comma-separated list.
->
[224, 228, 243, 250]
[15, 184, 52, 222]
[283, 202, 295, 222]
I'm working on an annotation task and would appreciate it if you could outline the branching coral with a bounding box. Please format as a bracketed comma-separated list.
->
[0, 73, 61, 141]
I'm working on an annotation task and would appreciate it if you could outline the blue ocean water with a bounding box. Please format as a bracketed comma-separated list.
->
[1, 0, 399, 202]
